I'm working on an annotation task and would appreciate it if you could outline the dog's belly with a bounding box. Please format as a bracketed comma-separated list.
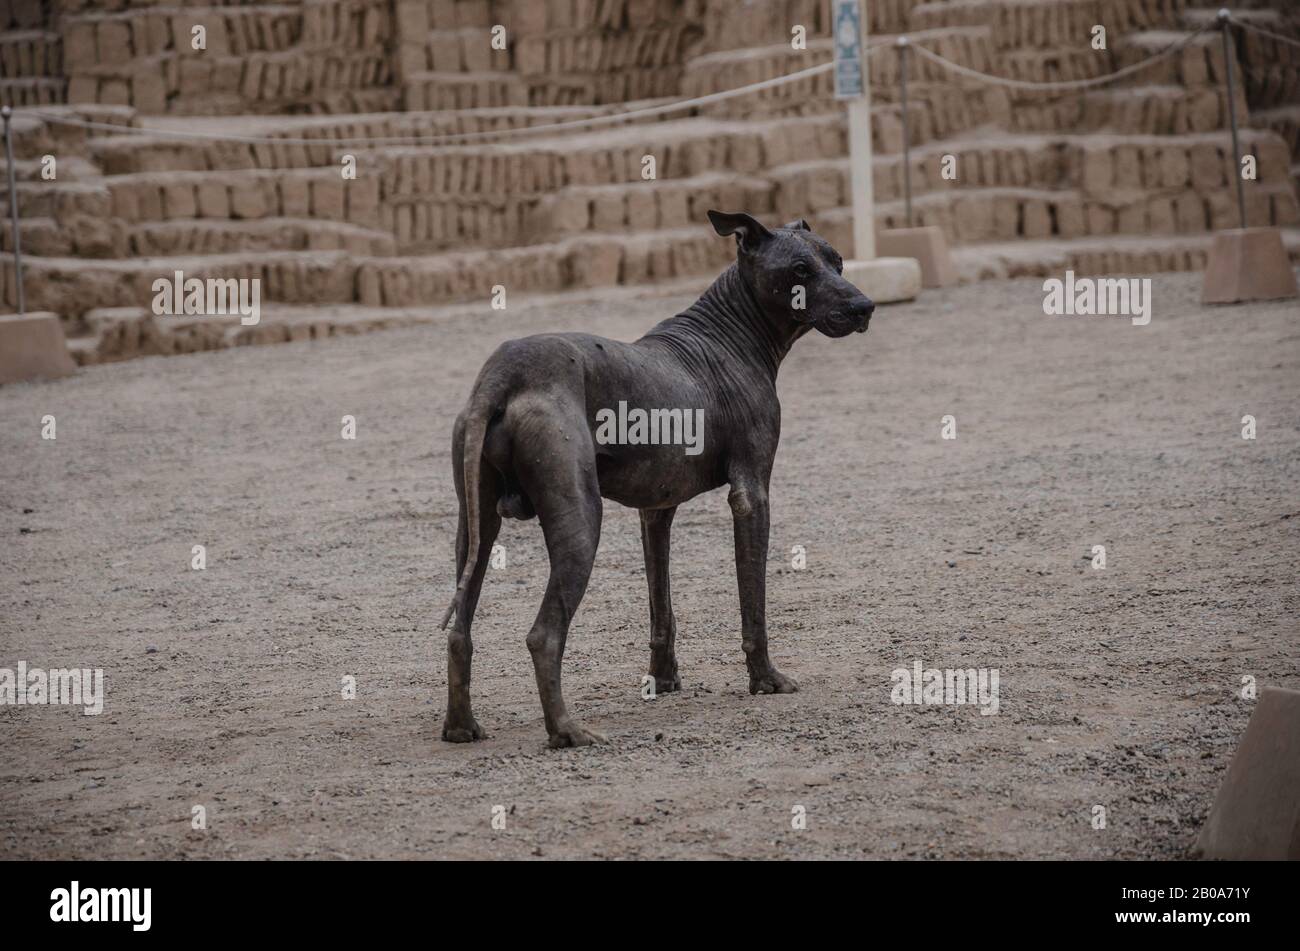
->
[595, 449, 724, 510]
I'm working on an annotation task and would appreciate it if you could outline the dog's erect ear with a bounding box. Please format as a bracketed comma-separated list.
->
[783, 218, 811, 232]
[707, 210, 773, 251]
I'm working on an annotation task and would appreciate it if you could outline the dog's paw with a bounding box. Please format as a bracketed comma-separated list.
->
[749, 669, 799, 695]
[441, 716, 485, 743]
[650, 669, 681, 694]
[547, 721, 607, 749]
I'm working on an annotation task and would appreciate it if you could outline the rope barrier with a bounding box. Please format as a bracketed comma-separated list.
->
[1229, 16, 1300, 53]
[13, 18, 1235, 149]
[907, 22, 1214, 92]
[18, 54, 859, 149]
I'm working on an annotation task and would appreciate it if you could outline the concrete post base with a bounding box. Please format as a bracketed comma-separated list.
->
[876, 226, 957, 288]
[0, 312, 76, 385]
[1192, 686, 1300, 860]
[841, 257, 922, 304]
[1201, 227, 1298, 304]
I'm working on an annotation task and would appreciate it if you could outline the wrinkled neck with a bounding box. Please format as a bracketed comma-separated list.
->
[640, 265, 808, 382]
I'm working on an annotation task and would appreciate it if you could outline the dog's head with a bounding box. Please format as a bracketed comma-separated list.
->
[707, 210, 874, 337]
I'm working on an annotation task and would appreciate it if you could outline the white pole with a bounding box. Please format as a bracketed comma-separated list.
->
[843, 3, 875, 259]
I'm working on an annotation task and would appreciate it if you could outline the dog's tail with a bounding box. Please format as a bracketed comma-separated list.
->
[439, 395, 494, 631]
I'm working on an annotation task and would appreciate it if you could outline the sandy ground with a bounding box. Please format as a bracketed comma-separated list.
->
[2, 269, 1298, 860]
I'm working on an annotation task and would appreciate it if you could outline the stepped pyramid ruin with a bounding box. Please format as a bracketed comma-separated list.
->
[1, 0, 1297, 364]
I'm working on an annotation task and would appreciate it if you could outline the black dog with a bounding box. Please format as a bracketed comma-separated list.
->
[441, 211, 874, 747]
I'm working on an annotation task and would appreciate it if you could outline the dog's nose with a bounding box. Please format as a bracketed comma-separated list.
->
[850, 296, 874, 332]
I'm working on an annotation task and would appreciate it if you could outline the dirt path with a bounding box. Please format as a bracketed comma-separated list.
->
[2, 270, 1298, 859]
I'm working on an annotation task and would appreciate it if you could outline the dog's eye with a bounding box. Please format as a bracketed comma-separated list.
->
[793, 262, 811, 279]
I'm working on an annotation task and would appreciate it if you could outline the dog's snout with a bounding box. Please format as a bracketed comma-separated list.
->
[850, 296, 874, 331]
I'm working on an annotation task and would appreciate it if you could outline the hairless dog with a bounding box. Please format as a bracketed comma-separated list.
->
[440, 210, 874, 748]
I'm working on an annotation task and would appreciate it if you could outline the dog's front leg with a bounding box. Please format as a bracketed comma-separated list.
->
[640, 506, 680, 693]
[729, 481, 799, 695]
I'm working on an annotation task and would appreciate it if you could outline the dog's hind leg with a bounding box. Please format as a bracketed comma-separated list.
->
[442, 414, 502, 743]
[640, 507, 681, 693]
[512, 399, 606, 748]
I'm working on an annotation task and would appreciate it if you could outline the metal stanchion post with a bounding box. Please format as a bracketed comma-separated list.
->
[897, 37, 912, 229]
[2, 105, 25, 316]
[1218, 9, 1247, 230]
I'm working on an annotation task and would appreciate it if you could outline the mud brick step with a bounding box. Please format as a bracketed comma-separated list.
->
[0, 217, 67, 256]
[1006, 84, 1234, 137]
[950, 228, 1300, 282]
[692, 0, 922, 55]
[377, 169, 775, 252]
[771, 138, 1062, 212]
[128, 218, 398, 257]
[70, 306, 234, 365]
[3, 0, 57, 31]
[1234, 10, 1300, 112]
[384, 196, 533, 251]
[521, 67, 686, 106]
[0, 181, 111, 220]
[0, 77, 66, 108]
[1, 250, 358, 317]
[61, 2, 398, 115]
[382, 166, 783, 253]
[1255, 105, 1300, 179]
[87, 104, 637, 174]
[908, 0, 1193, 42]
[512, 23, 698, 76]
[524, 172, 775, 243]
[402, 71, 529, 110]
[490, 0, 687, 33]
[986, 0, 1187, 52]
[684, 37, 992, 138]
[417, 0, 495, 31]
[772, 126, 1299, 214]
[407, 0, 694, 45]
[768, 159, 851, 216]
[740, 113, 846, 167]
[16, 217, 124, 260]
[4, 106, 134, 161]
[60, 2, 398, 63]
[0, 29, 62, 77]
[357, 244, 570, 306]
[406, 27, 512, 74]
[60, 7, 303, 67]
[66, 271, 713, 366]
[374, 115, 777, 199]
[0, 154, 100, 184]
[1087, 30, 1231, 93]
[69, 300, 439, 365]
[680, 39, 835, 101]
[880, 182, 1297, 245]
[354, 225, 734, 308]
[104, 168, 382, 229]
[1070, 130, 1295, 196]
[870, 138, 1069, 201]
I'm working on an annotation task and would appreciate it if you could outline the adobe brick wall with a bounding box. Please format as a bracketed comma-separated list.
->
[0, 0, 1297, 362]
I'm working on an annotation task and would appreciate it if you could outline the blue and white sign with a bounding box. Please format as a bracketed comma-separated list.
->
[832, 0, 864, 100]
